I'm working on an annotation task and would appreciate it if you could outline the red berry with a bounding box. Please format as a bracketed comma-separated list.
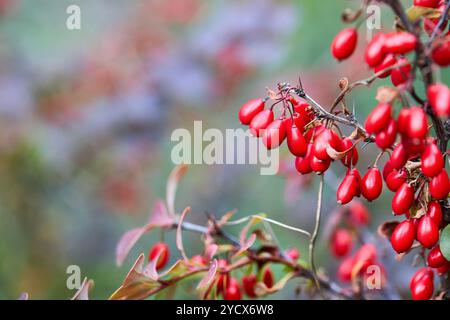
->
[402, 136, 425, 156]
[365, 103, 392, 134]
[341, 137, 359, 167]
[397, 108, 411, 136]
[406, 107, 428, 139]
[285, 248, 300, 260]
[391, 57, 412, 86]
[390, 220, 415, 253]
[427, 246, 448, 268]
[392, 183, 414, 215]
[242, 275, 257, 298]
[313, 128, 342, 161]
[249, 109, 274, 137]
[263, 268, 274, 288]
[410, 267, 434, 290]
[429, 169, 450, 199]
[348, 201, 371, 226]
[287, 125, 307, 156]
[428, 83, 450, 118]
[386, 169, 408, 192]
[374, 54, 396, 78]
[417, 215, 439, 248]
[148, 242, 170, 270]
[384, 32, 417, 54]
[421, 143, 444, 177]
[375, 119, 397, 150]
[292, 100, 314, 122]
[295, 144, 313, 174]
[331, 229, 353, 258]
[224, 279, 241, 300]
[331, 28, 358, 61]
[337, 169, 361, 204]
[390, 144, 408, 170]
[239, 98, 265, 125]
[414, 0, 440, 8]
[304, 124, 325, 143]
[365, 33, 386, 67]
[411, 277, 434, 300]
[432, 35, 450, 66]
[424, 3, 448, 36]
[427, 201, 443, 227]
[361, 167, 383, 201]
[262, 119, 286, 149]
[338, 256, 356, 282]
[310, 155, 331, 174]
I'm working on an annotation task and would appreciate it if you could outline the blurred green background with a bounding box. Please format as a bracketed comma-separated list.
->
[0, 0, 447, 299]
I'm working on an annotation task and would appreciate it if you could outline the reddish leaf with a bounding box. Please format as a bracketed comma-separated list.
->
[167, 164, 188, 216]
[71, 278, 94, 300]
[176, 207, 191, 261]
[204, 244, 218, 262]
[116, 226, 150, 267]
[197, 259, 218, 289]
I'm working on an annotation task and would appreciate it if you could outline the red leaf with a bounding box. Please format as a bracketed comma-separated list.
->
[116, 226, 150, 267]
[197, 259, 218, 289]
[167, 164, 188, 216]
[176, 207, 191, 261]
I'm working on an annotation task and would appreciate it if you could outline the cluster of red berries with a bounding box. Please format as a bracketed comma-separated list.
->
[331, 0, 450, 117]
[239, 96, 315, 154]
[327, 202, 385, 284]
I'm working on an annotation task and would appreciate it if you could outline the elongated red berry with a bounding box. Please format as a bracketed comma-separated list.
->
[427, 246, 448, 268]
[341, 137, 359, 167]
[313, 128, 342, 161]
[310, 155, 331, 174]
[406, 107, 428, 139]
[295, 143, 313, 174]
[239, 98, 265, 125]
[249, 109, 274, 137]
[391, 57, 411, 86]
[427, 201, 443, 227]
[361, 167, 383, 201]
[390, 220, 415, 253]
[397, 108, 411, 136]
[242, 275, 257, 298]
[224, 279, 242, 300]
[425, 3, 447, 36]
[148, 242, 170, 270]
[390, 144, 408, 169]
[375, 54, 396, 78]
[331, 28, 358, 61]
[365, 103, 392, 134]
[386, 169, 408, 192]
[429, 169, 450, 199]
[263, 268, 274, 288]
[287, 125, 307, 156]
[410, 267, 434, 290]
[432, 35, 450, 66]
[354, 244, 377, 272]
[421, 143, 444, 177]
[331, 229, 353, 258]
[337, 169, 360, 205]
[428, 83, 450, 118]
[365, 33, 386, 67]
[417, 215, 439, 248]
[262, 119, 286, 149]
[392, 183, 414, 215]
[383, 160, 394, 180]
[384, 32, 417, 54]
[411, 276, 434, 300]
[375, 119, 397, 150]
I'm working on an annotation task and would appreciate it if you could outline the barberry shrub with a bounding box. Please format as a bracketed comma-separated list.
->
[105, 0, 450, 301]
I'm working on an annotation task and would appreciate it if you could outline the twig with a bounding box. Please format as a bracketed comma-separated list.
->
[309, 174, 325, 293]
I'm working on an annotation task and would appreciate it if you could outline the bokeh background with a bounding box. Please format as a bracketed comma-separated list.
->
[0, 0, 447, 299]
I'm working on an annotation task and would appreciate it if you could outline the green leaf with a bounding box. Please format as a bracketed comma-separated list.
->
[440, 224, 450, 261]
